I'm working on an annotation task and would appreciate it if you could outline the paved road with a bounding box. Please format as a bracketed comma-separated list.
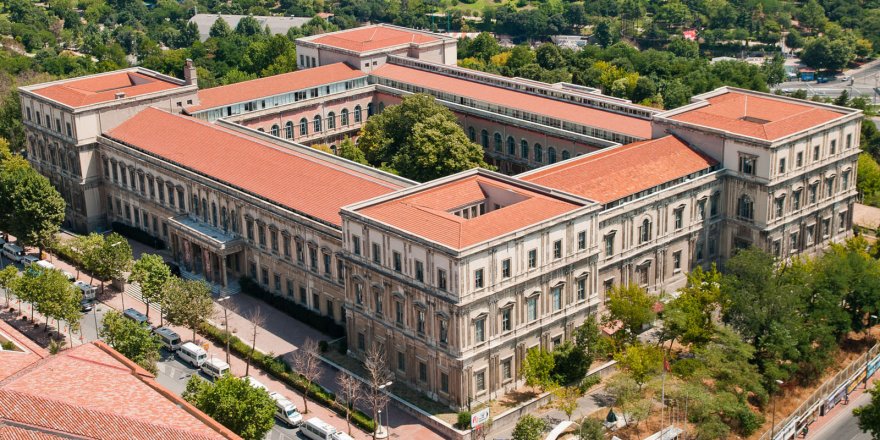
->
[810, 392, 872, 440]
[775, 59, 880, 99]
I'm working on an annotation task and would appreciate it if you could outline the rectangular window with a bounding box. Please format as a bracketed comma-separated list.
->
[577, 278, 586, 300]
[551, 286, 562, 311]
[374, 291, 383, 314]
[415, 260, 424, 282]
[790, 231, 799, 252]
[674, 207, 683, 229]
[527, 296, 538, 321]
[813, 145, 820, 161]
[502, 358, 512, 380]
[270, 230, 278, 252]
[604, 233, 615, 256]
[287, 279, 294, 297]
[778, 158, 786, 174]
[528, 249, 537, 268]
[257, 224, 266, 247]
[419, 362, 427, 382]
[358, 333, 366, 351]
[296, 240, 304, 263]
[438, 269, 447, 290]
[793, 189, 802, 210]
[395, 300, 403, 324]
[393, 251, 402, 272]
[502, 258, 511, 278]
[261, 267, 269, 285]
[739, 155, 756, 175]
[274, 273, 281, 291]
[417, 309, 425, 334]
[839, 212, 848, 231]
[796, 151, 803, 167]
[826, 177, 835, 198]
[553, 240, 562, 259]
[475, 317, 485, 343]
[475, 371, 486, 392]
[309, 247, 318, 271]
[775, 197, 785, 218]
[502, 307, 511, 332]
[300, 286, 307, 305]
[843, 170, 851, 189]
[352, 236, 361, 255]
[326, 299, 334, 319]
[474, 268, 484, 289]
[847, 133, 853, 149]
[673, 250, 682, 271]
[830, 139, 837, 155]
[372, 243, 381, 264]
[283, 235, 291, 259]
[66, 122, 72, 137]
[323, 253, 331, 275]
[439, 319, 448, 343]
[441, 372, 449, 393]
[810, 184, 818, 204]
[577, 231, 586, 250]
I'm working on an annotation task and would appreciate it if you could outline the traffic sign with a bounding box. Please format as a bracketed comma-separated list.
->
[471, 408, 490, 428]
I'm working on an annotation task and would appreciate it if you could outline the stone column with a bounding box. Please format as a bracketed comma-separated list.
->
[220, 254, 228, 288]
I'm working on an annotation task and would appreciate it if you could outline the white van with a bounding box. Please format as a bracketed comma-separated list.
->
[301, 418, 337, 440]
[2, 243, 25, 263]
[34, 260, 55, 271]
[201, 357, 230, 380]
[122, 308, 150, 327]
[178, 342, 207, 367]
[244, 375, 268, 392]
[152, 327, 181, 351]
[73, 281, 97, 300]
[268, 391, 303, 427]
[331, 432, 355, 440]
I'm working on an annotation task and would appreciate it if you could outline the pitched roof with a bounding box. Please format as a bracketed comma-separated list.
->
[106, 108, 403, 226]
[0, 321, 47, 383]
[185, 63, 365, 112]
[29, 71, 183, 108]
[310, 25, 439, 52]
[371, 63, 652, 139]
[667, 90, 845, 141]
[520, 135, 718, 204]
[0, 332, 237, 439]
[355, 173, 584, 249]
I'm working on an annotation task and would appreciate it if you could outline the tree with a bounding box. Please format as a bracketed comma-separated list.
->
[36, 267, 80, 341]
[91, 232, 132, 294]
[129, 254, 170, 320]
[604, 283, 657, 343]
[235, 16, 265, 37]
[183, 375, 276, 440]
[0, 264, 17, 307]
[799, 0, 828, 34]
[337, 371, 363, 435]
[291, 337, 322, 415]
[467, 32, 500, 61]
[162, 277, 214, 341]
[338, 137, 368, 165]
[363, 343, 392, 440]
[523, 347, 555, 389]
[0, 155, 65, 252]
[577, 417, 605, 440]
[512, 414, 546, 440]
[573, 314, 610, 366]
[660, 264, 722, 350]
[593, 19, 618, 48]
[356, 94, 490, 181]
[209, 17, 231, 39]
[614, 342, 662, 391]
[856, 382, 880, 439]
[100, 310, 161, 373]
[244, 306, 265, 377]
[552, 385, 580, 420]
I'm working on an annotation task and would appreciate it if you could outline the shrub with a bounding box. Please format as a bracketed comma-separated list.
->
[457, 411, 471, 429]
[238, 277, 345, 338]
[198, 321, 376, 432]
[579, 374, 601, 393]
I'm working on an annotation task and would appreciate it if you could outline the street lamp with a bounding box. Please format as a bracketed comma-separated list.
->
[379, 381, 393, 437]
[771, 379, 784, 437]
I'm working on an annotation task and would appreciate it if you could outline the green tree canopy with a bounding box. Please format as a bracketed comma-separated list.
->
[660, 264, 722, 349]
[512, 414, 546, 440]
[613, 342, 662, 391]
[162, 277, 214, 341]
[100, 310, 161, 373]
[522, 347, 555, 389]
[183, 375, 276, 440]
[0, 154, 65, 250]
[130, 253, 171, 319]
[604, 283, 657, 343]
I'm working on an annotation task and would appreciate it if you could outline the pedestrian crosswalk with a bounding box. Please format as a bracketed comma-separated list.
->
[124, 282, 162, 314]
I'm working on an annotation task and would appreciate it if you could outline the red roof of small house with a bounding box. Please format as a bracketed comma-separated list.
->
[371, 63, 652, 140]
[105, 108, 403, 226]
[521, 136, 718, 204]
[355, 173, 585, 249]
[29, 71, 182, 108]
[310, 25, 438, 52]
[667, 90, 845, 141]
[186, 63, 365, 112]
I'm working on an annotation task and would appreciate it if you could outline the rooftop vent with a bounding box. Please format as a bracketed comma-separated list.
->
[739, 115, 770, 124]
[115, 92, 126, 99]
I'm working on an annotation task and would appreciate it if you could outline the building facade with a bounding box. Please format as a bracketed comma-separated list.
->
[20, 24, 861, 410]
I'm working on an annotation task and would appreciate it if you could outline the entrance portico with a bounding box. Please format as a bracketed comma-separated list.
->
[167, 215, 245, 292]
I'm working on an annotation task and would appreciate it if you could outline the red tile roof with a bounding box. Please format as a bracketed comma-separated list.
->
[310, 25, 438, 52]
[0, 337, 238, 439]
[29, 71, 182, 108]
[668, 90, 845, 141]
[356, 174, 584, 249]
[0, 321, 47, 383]
[371, 63, 652, 139]
[106, 108, 403, 226]
[521, 136, 718, 204]
[186, 63, 365, 112]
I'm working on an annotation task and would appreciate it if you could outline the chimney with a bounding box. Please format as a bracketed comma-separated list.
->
[184, 58, 198, 87]
[115, 92, 126, 99]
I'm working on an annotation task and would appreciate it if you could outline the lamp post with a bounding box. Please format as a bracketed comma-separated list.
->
[379, 381, 393, 437]
[771, 379, 784, 437]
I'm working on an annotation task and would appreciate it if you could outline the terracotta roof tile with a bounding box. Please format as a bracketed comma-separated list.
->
[521, 135, 717, 204]
[357, 174, 584, 249]
[668, 90, 845, 141]
[0, 424, 66, 439]
[371, 63, 652, 139]
[186, 63, 365, 112]
[311, 26, 438, 52]
[30, 72, 182, 108]
[106, 108, 403, 226]
[0, 321, 48, 383]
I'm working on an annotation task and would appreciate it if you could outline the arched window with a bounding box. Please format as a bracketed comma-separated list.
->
[270, 124, 279, 137]
[639, 218, 651, 243]
[493, 133, 502, 152]
[327, 112, 336, 129]
[481, 130, 489, 148]
[507, 136, 515, 155]
[354, 105, 362, 123]
[468, 127, 476, 142]
[201, 198, 208, 223]
[561, 150, 570, 160]
[737, 195, 754, 220]
[284, 121, 293, 139]
[521, 139, 529, 159]
[211, 202, 218, 227]
[548, 147, 557, 164]
[534, 144, 543, 162]
[299, 118, 308, 136]
[341, 109, 350, 126]
[313, 115, 322, 132]
[221, 206, 228, 232]
[192, 195, 199, 216]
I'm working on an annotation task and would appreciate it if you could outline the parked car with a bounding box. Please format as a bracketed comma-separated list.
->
[80, 298, 94, 312]
[20, 255, 40, 267]
[61, 270, 75, 282]
[268, 391, 303, 427]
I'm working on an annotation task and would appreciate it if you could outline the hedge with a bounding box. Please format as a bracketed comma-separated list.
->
[238, 277, 346, 338]
[111, 221, 166, 249]
[48, 242, 85, 267]
[199, 322, 376, 432]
